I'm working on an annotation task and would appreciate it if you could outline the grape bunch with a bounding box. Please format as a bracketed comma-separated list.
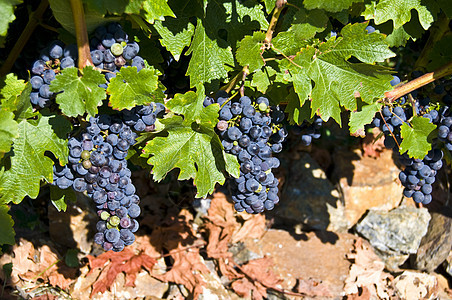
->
[52, 114, 143, 251]
[89, 23, 145, 87]
[29, 41, 77, 108]
[294, 116, 323, 146]
[205, 92, 285, 213]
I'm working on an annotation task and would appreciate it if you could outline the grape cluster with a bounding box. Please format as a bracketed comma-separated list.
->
[205, 92, 285, 213]
[89, 23, 145, 87]
[29, 41, 77, 108]
[52, 114, 143, 251]
[372, 75, 445, 205]
[294, 116, 323, 146]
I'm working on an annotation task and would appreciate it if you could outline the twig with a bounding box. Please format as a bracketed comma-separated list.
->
[0, 0, 49, 77]
[414, 13, 450, 71]
[385, 60, 452, 101]
[70, 0, 93, 69]
[264, 0, 287, 44]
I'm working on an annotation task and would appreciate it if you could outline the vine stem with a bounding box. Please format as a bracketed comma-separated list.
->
[264, 0, 287, 43]
[414, 13, 450, 71]
[385, 60, 452, 101]
[0, 0, 49, 77]
[70, 0, 93, 69]
[239, 66, 250, 97]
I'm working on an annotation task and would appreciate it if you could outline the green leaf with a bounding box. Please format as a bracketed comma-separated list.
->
[142, 88, 237, 198]
[224, 152, 240, 178]
[0, 74, 34, 120]
[273, 8, 328, 55]
[142, 0, 175, 24]
[362, 0, 434, 30]
[0, 204, 15, 245]
[107, 66, 161, 110]
[348, 102, 382, 136]
[48, 0, 111, 35]
[50, 66, 106, 117]
[50, 185, 76, 212]
[236, 32, 266, 73]
[288, 22, 394, 124]
[427, 35, 452, 71]
[251, 66, 277, 93]
[285, 89, 312, 125]
[166, 84, 209, 124]
[400, 116, 436, 159]
[186, 19, 234, 87]
[153, 18, 195, 61]
[85, 0, 142, 15]
[303, 0, 364, 12]
[0, 115, 71, 204]
[263, 0, 276, 13]
[0, 111, 18, 157]
[0, 0, 21, 38]
[385, 25, 413, 47]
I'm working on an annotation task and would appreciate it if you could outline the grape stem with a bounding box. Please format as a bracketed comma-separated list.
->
[70, 0, 93, 69]
[239, 66, 250, 97]
[264, 0, 287, 44]
[414, 13, 450, 71]
[0, 0, 49, 77]
[385, 60, 452, 101]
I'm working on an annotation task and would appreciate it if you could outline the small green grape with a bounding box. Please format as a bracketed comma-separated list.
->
[111, 43, 124, 56]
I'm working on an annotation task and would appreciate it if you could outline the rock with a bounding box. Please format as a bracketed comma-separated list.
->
[244, 229, 355, 297]
[278, 153, 346, 232]
[413, 208, 452, 272]
[229, 241, 262, 265]
[356, 206, 431, 271]
[334, 149, 403, 228]
[444, 250, 452, 278]
[48, 193, 98, 254]
[394, 271, 439, 300]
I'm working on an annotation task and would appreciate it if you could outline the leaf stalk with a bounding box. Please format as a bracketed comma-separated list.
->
[264, 0, 287, 44]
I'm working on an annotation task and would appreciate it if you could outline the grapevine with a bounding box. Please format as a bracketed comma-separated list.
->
[0, 0, 451, 259]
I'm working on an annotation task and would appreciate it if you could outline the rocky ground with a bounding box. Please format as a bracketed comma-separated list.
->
[1, 127, 452, 300]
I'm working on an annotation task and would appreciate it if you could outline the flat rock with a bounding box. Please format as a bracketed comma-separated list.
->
[356, 206, 431, 271]
[278, 153, 346, 232]
[244, 229, 356, 298]
[333, 149, 403, 228]
[414, 208, 452, 272]
[48, 193, 98, 254]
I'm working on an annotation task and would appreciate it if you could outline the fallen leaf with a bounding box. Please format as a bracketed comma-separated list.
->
[344, 238, 395, 299]
[295, 278, 334, 297]
[361, 128, 385, 158]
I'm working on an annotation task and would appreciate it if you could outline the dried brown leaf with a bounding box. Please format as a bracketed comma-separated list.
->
[295, 278, 334, 297]
[362, 128, 385, 158]
[344, 238, 394, 299]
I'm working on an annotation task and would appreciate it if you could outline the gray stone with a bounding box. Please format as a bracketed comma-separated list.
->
[413, 208, 452, 272]
[356, 206, 431, 271]
[443, 250, 452, 278]
[278, 153, 346, 232]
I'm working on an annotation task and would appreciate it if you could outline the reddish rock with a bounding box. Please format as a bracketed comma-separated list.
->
[244, 229, 355, 297]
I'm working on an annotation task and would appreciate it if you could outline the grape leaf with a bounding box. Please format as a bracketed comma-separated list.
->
[0, 111, 18, 158]
[287, 22, 394, 124]
[362, 0, 434, 30]
[0, 115, 70, 204]
[285, 90, 312, 125]
[0, 0, 21, 38]
[436, 0, 452, 17]
[251, 66, 277, 93]
[50, 185, 76, 212]
[400, 116, 436, 159]
[348, 102, 382, 137]
[427, 35, 452, 70]
[142, 0, 175, 24]
[166, 84, 210, 124]
[85, 0, 142, 15]
[272, 8, 328, 55]
[236, 32, 266, 73]
[263, 0, 276, 13]
[48, 0, 111, 35]
[303, 0, 364, 12]
[50, 66, 106, 117]
[153, 18, 195, 60]
[186, 19, 234, 87]
[0, 204, 14, 245]
[142, 88, 239, 197]
[0, 74, 34, 120]
[107, 66, 161, 110]
[385, 25, 413, 47]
